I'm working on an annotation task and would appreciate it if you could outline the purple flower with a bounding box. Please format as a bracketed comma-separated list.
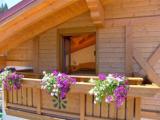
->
[114, 85, 128, 107]
[52, 70, 58, 76]
[98, 73, 106, 80]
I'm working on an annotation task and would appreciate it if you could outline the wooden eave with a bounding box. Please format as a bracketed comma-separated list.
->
[0, 0, 108, 54]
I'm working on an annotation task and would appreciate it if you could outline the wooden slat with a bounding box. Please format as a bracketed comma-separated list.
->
[8, 88, 13, 103]
[86, 94, 93, 116]
[109, 102, 117, 119]
[27, 88, 33, 106]
[135, 97, 141, 120]
[93, 100, 101, 117]
[126, 96, 134, 120]
[36, 88, 41, 114]
[32, 88, 37, 107]
[4, 89, 8, 108]
[101, 99, 109, 118]
[7, 103, 36, 111]
[22, 87, 27, 105]
[17, 88, 22, 105]
[80, 93, 85, 120]
[117, 101, 125, 119]
[13, 89, 18, 104]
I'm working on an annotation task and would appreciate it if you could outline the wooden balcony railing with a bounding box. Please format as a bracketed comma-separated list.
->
[3, 76, 160, 120]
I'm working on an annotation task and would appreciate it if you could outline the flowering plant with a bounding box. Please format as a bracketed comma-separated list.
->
[89, 73, 128, 108]
[0, 68, 23, 90]
[41, 70, 76, 99]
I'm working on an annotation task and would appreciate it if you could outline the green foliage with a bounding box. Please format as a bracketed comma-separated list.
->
[0, 3, 8, 13]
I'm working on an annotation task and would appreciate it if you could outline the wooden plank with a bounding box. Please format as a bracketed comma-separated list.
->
[4, 89, 8, 108]
[141, 111, 160, 120]
[36, 88, 41, 114]
[135, 97, 141, 120]
[6, 109, 65, 120]
[126, 96, 134, 120]
[22, 87, 27, 105]
[117, 101, 125, 119]
[27, 88, 33, 107]
[125, 25, 133, 76]
[101, 99, 109, 118]
[80, 93, 85, 120]
[109, 102, 117, 119]
[7, 103, 36, 111]
[32, 88, 37, 107]
[93, 100, 101, 117]
[86, 94, 93, 116]
[8, 88, 13, 103]
[17, 88, 22, 105]
[12, 89, 18, 104]
[133, 48, 160, 84]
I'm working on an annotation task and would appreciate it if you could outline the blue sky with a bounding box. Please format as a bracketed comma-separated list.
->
[1, 0, 22, 8]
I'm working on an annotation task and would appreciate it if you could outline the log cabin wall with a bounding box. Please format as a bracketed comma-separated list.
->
[6, 40, 33, 67]
[5, 0, 160, 117]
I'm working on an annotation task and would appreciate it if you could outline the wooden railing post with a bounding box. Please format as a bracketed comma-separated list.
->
[135, 97, 141, 120]
[3, 88, 8, 109]
[80, 93, 85, 120]
[36, 88, 41, 114]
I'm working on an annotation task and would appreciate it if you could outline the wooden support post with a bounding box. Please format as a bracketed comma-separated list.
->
[125, 25, 133, 76]
[33, 37, 39, 73]
[36, 88, 41, 115]
[80, 93, 85, 120]
[135, 97, 141, 120]
[3, 88, 8, 109]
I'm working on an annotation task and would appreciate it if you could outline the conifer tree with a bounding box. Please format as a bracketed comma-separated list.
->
[0, 2, 8, 13]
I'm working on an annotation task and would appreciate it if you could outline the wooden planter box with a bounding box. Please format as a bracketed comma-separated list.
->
[4, 76, 160, 120]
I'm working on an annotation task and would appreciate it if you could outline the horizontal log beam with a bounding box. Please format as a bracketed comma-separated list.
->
[86, 0, 105, 26]
[21, 78, 160, 98]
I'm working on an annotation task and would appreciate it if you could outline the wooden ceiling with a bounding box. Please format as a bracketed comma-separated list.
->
[71, 33, 96, 53]
[0, 0, 108, 54]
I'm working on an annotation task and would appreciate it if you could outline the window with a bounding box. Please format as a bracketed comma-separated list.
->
[61, 33, 96, 75]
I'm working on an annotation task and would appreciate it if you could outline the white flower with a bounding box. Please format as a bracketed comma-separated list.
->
[89, 89, 94, 95]
[43, 71, 46, 75]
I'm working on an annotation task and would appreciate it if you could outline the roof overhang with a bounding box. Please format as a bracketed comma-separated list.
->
[0, 0, 109, 54]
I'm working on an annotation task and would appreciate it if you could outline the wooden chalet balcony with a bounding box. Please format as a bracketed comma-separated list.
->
[3, 74, 160, 120]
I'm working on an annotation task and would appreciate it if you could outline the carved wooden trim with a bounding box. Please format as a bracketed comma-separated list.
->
[86, 0, 105, 26]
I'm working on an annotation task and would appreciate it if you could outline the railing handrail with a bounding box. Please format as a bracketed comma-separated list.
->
[21, 78, 160, 98]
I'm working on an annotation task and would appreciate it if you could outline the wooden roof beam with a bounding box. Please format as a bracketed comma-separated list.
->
[86, 0, 105, 27]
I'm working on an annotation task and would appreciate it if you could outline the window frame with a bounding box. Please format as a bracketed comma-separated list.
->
[57, 27, 98, 75]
